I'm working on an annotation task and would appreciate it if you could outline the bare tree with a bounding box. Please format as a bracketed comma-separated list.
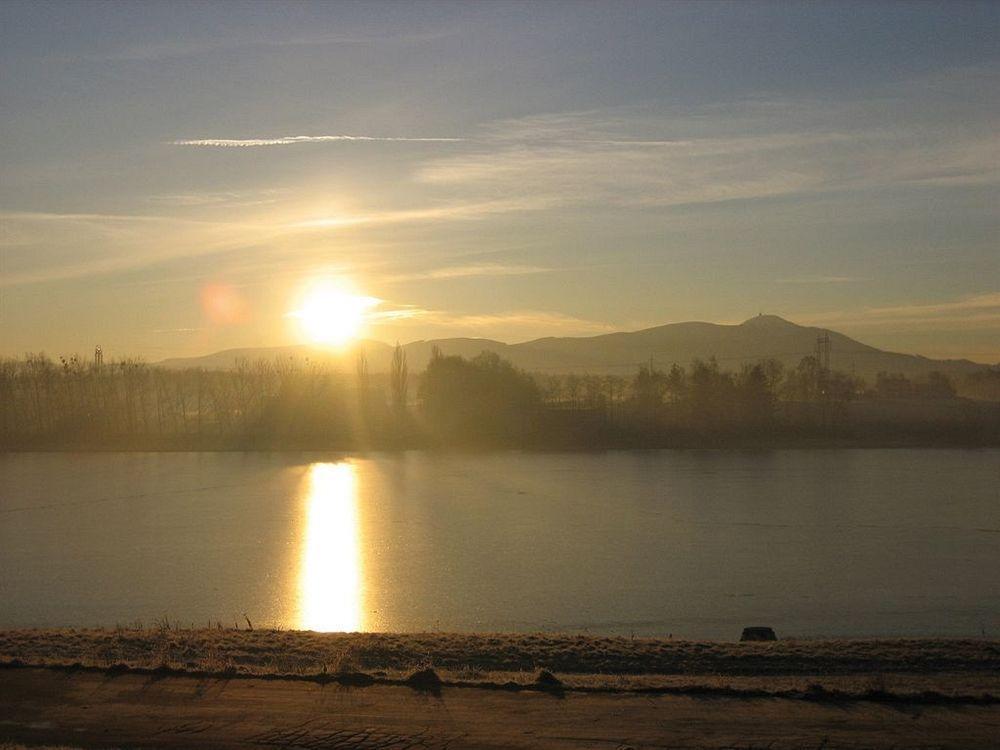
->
[356, 348, 370, 413]
[390, 342, 408, 419]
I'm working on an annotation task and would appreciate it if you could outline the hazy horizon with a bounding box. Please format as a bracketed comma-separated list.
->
[11, 312, 999, 369]
[158, 311, 998, 369]
[2, 1, 998, 362]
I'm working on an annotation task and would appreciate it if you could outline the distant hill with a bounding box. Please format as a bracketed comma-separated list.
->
[157, 315, 990, 381]
[158, 342, 393, 371]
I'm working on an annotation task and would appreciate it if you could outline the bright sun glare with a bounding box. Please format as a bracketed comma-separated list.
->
[289, 282, 379, 346]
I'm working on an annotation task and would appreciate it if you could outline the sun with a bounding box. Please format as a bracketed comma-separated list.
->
[289, 282, 380, 346]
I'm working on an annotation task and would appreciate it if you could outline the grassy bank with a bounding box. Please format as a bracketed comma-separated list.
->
[3, 628, 999, 696]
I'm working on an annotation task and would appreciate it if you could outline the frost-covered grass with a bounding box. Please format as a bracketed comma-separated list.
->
[2, 627, 998, 695]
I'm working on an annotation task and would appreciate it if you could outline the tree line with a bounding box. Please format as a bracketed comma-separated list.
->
[0, 347, 997, 449]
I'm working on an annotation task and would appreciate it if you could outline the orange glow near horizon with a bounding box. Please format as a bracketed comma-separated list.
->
[287, 279, 379, 346]
[298, 463, 364, 632]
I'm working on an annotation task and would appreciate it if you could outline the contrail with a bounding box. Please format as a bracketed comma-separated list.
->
[172, 134, 464, 147]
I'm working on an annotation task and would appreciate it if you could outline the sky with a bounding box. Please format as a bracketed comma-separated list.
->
[1, 0, 998, 363]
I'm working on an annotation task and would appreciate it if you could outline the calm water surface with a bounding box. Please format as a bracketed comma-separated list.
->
[2, 450, 998, 639]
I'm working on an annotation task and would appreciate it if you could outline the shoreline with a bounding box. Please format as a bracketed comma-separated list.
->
[4, 628, 999, 679]
[3, 630, 1000, 749]
[4, 435, 1000, 453]
[2, 658, 998, 705]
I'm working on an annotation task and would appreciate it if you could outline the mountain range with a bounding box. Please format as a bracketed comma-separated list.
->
[157, 315, 991, 381]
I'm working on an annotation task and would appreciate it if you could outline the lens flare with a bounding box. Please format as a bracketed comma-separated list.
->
[200, 283, 249, 325]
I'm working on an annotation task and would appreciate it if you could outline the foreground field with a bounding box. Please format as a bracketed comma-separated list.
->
[4, 666, 1000, 750]
[2, 630, 999, 749]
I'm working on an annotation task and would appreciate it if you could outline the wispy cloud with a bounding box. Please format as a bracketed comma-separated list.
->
[10, 69, 997, 295]
[172, 134, 464, 147]
[82, 28, 459, 62]
[0, 210, 179, 224]
[377, 309, 617, 340]
[386, 263, 550, 283]
[776, 275, 870, 284]
[0, 198, 548, 287]
[0, 210, 272, 231]
[445, 310, 615, 334]
[0, 210, 280, 287]
[369, 305, 428, 323]
[145, 189, 286, 207]
[290, 197, 554, 230]
[798, 292, 1000, 331]
[416, 72, 1000, 210]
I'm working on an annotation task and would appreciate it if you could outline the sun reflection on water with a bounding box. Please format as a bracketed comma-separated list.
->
[298, 462, 363, 632]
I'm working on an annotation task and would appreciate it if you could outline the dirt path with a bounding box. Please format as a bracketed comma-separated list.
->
[2, 667, 1000, 749]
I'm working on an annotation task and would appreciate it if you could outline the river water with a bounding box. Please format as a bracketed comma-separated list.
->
[2, 450, 998, 639]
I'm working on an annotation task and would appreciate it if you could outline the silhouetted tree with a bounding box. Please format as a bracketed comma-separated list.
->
[419, 349, 540, 442]
[783, 356, 820, 401]
[761, 358, 785, 394]
[875, 371, 912, 399]
[390, 342, 408, 419]
[963, 369, 1000, 401]
[923, 371, 956, 399]
[735, 363, 775, 426]
[631, 363, 667, 413]
[665, 364, 686, 403]
[564, 373, 582, 408]
[687, 357, 735, 429]
[356, 348, 370, 414]
[581, 374, 607, 409]
[1, 347, 992, 449]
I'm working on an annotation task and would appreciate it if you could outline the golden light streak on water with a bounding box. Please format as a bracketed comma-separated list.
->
[298, 462, 363, 632]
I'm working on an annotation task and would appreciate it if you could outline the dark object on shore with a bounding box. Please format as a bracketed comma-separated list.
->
[535, 668, 565, 697]
[405, 667, 442, 695]
[536, 669, 561, 686]
[740, 626, 777, 642]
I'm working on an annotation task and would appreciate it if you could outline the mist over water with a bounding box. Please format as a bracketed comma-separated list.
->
[2, 450, 998, 639]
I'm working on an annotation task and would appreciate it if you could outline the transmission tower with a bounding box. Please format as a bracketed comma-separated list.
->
[814, 333, 832, 405]
[815, 333, 831, 373]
